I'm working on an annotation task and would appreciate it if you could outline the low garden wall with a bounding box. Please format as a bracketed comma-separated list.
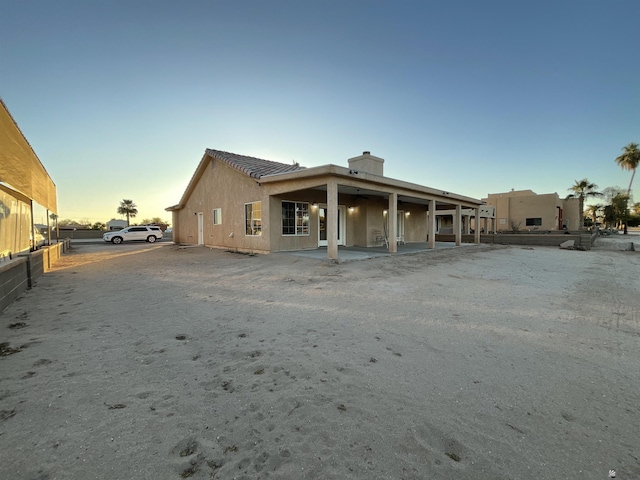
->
[0, 240, 70, 313]
[435, 233, 595, 249]
[55, 230, 104, 239]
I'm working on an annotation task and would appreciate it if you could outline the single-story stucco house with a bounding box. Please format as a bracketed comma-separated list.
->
[166, 149, 487, 260]
[106, 219, 128, 231]
[483, 189, 580, 232]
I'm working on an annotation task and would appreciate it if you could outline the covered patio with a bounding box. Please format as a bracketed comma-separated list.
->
[261, 152, 486, 261]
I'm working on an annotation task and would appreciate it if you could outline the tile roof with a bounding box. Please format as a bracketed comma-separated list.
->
[206, 149, 305, 179]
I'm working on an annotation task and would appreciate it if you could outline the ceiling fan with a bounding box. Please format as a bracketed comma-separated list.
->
[353, 189, 369, 200]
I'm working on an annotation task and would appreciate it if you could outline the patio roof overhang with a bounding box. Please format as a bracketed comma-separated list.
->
[258, 164, 484, 210]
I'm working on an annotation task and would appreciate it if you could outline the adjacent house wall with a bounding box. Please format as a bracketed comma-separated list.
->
[562, 197, 581, 230]
[485, 190, 582, 232]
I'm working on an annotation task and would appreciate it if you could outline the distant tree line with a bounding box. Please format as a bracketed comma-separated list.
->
[53, 217, 170, 231]
[50, 199, 170, 231]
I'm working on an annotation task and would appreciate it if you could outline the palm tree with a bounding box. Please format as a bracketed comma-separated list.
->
[614, 142, 640, 233]
[117, 199, 138, 226]
[567, 179, 601, 230]
[585, 203, 602, 228]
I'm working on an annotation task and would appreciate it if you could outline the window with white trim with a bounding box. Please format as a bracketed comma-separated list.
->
[282, 201, 310, 235]
[212, 208, 222, 225]
[245, 202, 262, 236]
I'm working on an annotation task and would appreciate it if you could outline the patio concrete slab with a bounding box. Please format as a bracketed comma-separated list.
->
[276, 242, 475, 262]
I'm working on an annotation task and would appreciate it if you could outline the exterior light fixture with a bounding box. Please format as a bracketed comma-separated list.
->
[383, 210, 388, 215]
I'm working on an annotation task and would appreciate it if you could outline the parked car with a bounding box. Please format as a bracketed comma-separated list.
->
[31, 226, 46, 249]
[103, 225, 163, 244]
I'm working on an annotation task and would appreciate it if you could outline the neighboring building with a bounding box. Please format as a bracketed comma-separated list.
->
[483, 189, 580, 232]
[106, 219, 128, 231]
[166, 149, 485, 260]
[0, 99, 57, 258]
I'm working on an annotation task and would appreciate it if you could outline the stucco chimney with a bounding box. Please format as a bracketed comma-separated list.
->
[347, 151, 384, 176]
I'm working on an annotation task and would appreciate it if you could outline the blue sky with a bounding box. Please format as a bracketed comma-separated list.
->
[2, 0, 638, 225]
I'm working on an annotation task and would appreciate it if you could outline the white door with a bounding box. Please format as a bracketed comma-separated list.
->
[318, 205, 345, 247]
[197, 212, 204, 245]
[397, 211, 405, 243]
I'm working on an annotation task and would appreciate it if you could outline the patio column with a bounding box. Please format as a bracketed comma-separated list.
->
[474, 207, 481, 243]
[388, 193, 398, 253]
[327, 180, 339, 260]
[454, 204, 462, 246]
[428, 199, 436, 249]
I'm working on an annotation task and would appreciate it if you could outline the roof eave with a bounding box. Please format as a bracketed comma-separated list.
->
[260, 164, 483, 205]
[167, 150, 213, 211]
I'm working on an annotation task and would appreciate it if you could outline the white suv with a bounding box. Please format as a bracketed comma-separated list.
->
[103, 226, 163, 244]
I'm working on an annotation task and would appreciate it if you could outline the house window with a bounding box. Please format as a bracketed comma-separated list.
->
[245, 202, 262, 236]
[282, 201, 310, 236]
[212, 208, 222, 225]
[525, 217, 542, 226]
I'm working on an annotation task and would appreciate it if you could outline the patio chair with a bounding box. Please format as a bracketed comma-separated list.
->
[372, 229, 386, 247]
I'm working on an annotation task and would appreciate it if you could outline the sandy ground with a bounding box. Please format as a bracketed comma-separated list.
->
[1, 236, 639, 480]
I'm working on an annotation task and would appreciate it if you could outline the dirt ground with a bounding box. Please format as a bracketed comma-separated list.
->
[1, 236, 639, 480]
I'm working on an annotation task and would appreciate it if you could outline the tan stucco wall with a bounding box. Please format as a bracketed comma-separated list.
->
[401, 206, 428, 242]
[562, 197, 581, 230]
[174, 160, 270, 252]
[268, 192, 325, 251]
[485, 191, 580, 231]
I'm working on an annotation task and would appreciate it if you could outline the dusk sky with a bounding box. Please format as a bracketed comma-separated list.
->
[2, 0, 639, 225]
